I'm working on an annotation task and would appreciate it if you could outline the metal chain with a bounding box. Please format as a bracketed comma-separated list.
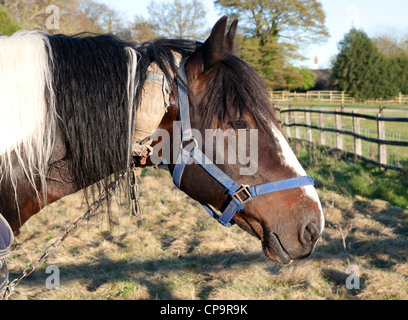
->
[0, 171, 131, 300]
[129, 165, 143, 217]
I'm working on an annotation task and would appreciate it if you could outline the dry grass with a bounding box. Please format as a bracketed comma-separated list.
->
[6, 168, 408, 300]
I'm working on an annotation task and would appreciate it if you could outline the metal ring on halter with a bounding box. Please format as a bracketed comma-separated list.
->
[179, 137, 198, 156]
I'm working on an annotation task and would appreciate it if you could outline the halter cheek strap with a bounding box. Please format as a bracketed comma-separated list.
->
[172, 65, 314, 227]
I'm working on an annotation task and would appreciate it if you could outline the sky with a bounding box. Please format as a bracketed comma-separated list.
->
[97, 0, 408, 69]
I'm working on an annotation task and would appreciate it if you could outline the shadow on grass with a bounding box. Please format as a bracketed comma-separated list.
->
[9, 252, 270, 300]
[10, 234, 407, 299]
[315, 236, 407, 268]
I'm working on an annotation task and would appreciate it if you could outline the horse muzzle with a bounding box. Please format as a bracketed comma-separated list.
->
[263, 221, 321, 265]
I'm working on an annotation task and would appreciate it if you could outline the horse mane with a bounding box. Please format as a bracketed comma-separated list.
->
[47, 33, 137, 192]
[136, 38, 199, 95]
[0, 31, 199, 210]
[49, 35, 199, 192]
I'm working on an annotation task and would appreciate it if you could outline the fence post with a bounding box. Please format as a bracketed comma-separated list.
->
[293, 110, 301, 140]
[399, 92, 402, 105]
[336, 107, 343, 150]
[353, 111, 362, 156]
[320, 112, 326, 145]
[341, 91, 345, 105]
[377, 114, 387, 165]
[305, 106, 313, 143]
[284, 106, 292, 138]
[274, 104, 282, 126]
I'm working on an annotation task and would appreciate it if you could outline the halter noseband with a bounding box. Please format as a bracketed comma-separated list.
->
[172, 65, 314, 227]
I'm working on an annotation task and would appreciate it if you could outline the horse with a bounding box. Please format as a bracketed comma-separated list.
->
[0, 17, 324, 295]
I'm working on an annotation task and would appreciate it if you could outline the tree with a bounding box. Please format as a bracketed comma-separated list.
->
[0, 0, 128, 35]
[215, 0, 328, 50]
[1, 0, 84, 34]
[128, 15, 158, 43]
[390, 52, 408, 95]
[332, 28, 398, 100]
[0, 4, 21, 35]
[147, 0, 208, 40]
[81, 0, 127, 35]
[374, 36, 405, 57]
[215, 0, 328, 90]
[372, 32, 408, 95]
[373, 27, 408, 57]
[298, 68, 318, 91]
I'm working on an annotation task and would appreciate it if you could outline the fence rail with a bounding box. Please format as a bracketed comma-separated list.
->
[271, 91, 408, 105]
[275, 105, 408, 171]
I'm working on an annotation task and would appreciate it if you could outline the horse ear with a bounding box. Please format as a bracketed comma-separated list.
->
[225, 19, 238, 53]
[204, 16, 228, 70]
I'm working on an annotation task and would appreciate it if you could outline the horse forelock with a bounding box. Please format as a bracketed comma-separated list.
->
[191, 52, 280, 138]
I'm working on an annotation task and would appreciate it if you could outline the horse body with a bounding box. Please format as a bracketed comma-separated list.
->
[0, 17, 324, 276]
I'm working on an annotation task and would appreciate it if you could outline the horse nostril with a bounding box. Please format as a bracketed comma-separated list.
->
[301, 222, 320, 246]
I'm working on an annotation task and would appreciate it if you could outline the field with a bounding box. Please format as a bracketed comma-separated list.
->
[6, 143, 408, 300]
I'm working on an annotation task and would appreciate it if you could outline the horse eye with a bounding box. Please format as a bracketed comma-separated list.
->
[229, 120, 249, 130]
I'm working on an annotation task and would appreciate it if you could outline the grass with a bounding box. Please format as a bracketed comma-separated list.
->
[292, 140, 408, 209]
[6, 146, 408, 300]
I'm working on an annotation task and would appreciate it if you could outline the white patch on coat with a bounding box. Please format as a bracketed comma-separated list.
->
[271, 123, 325, 232]
[0, 31, 56, 203]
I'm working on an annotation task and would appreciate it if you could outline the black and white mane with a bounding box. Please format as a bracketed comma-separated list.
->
[0, 31, 197, 205]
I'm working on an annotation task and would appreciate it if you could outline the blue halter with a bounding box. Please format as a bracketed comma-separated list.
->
[172, 65, 314, 227]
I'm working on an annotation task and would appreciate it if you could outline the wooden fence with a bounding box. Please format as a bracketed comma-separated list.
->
[271, 91, 408, 105]
[275, 105, 408, 171]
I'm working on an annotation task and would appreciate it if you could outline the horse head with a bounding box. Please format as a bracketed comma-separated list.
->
[152, 17, 325, 264]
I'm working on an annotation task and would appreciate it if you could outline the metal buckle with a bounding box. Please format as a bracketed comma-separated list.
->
[231, 185, 252, 205]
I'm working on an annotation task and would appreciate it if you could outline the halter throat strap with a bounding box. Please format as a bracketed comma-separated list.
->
[172, 65, 314, 227]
